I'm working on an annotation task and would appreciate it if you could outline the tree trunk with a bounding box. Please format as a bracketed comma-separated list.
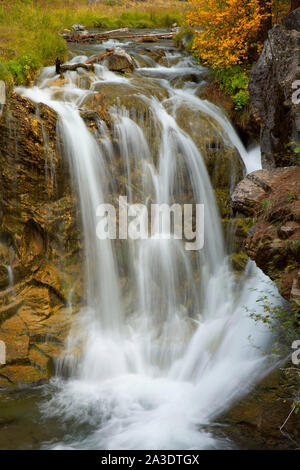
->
[291, 0, 300, 11]
[258, 0, 272, 43]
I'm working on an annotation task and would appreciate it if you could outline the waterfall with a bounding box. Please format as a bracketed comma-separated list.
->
[17, 48, 279, 450]
[6, 265, 14, 292]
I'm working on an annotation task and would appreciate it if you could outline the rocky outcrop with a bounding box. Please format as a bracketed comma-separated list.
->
[231, 167, 300, 306]
[249, 8, 300, 168]
[0, 92, 84, 389]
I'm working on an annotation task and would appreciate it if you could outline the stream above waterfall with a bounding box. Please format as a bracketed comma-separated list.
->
[0, 29, 281, 450]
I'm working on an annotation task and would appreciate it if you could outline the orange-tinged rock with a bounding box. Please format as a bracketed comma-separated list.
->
[17, 286, 52, 328]
[0, 365, 47, 386]
[0, 375, 14, 389]
[0, 333, 29, 363]
[1, 314, 26, 333]
[28, 347, 52, 375]
[0, 314, 29, 362]
[39, 307, 73, 342]
[34, 342, 62, 361]
[0, 300, 22, 325]
[34, 263, 61, 293]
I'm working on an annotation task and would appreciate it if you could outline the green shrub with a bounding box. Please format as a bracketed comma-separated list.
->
[286, 191, 296, 203]
[232, 89, 250, 110]
[261, 199, 270, 212]
[3, 54, 41, 85]
[247, 294, 300, 353]
[217, 66, 249, 94]
[216, 65, 250, 110]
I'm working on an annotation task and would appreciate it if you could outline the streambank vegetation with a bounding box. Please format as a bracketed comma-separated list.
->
[0, 0, 184, 86]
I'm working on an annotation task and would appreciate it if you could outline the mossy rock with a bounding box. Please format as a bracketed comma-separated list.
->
[215, 189, 232, 218]
[171, 103, 245, 191]
[229, 253, 249, 271]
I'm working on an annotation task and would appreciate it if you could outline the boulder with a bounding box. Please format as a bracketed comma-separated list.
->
[106, 47, 136, 74]
[231, 168, 287, 215]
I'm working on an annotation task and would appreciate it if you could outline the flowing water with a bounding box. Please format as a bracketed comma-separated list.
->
[10, 30, 280, 449]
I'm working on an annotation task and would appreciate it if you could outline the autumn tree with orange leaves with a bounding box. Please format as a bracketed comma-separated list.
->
[187, 0, 272, 68]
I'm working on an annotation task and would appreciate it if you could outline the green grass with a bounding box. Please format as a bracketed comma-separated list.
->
[0, 0, 183, 86]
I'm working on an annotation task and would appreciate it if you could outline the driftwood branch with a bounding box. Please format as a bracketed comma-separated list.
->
[85, 51, 114, 65]
[55, 59, 95, 74]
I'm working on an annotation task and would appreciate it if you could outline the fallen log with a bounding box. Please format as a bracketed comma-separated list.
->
[63, 32, 175, 43]
[58, 63, 94, 73]
[103, 33, 175, 40]
[136, 36, 158, 43]
[55, 49, 133, 71]
[61, 27, 129, 39]
[96, 28, 129, 36]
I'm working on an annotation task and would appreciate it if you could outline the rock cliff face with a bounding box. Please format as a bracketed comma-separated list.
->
[0, 92, 83, 389]
[231, 167, 300, 306]
[249, 8, 300, 168]
[244, 8, 300, 306]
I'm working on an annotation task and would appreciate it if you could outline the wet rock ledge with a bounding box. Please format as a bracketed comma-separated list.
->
[0, 92, 83, 389]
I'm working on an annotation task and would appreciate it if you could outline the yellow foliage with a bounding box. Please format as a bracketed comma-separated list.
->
[187, 0, 271, 68]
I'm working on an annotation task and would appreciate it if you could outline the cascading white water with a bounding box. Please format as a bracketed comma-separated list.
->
[6, 266, 14, 289]
[17, 44, 279, 449]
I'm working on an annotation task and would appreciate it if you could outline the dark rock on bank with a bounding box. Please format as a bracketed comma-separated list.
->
[249, 9, 300, 168]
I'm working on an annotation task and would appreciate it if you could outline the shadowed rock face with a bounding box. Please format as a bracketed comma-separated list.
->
[249, 9, 300, 168]
[0, 92, 84, 389]
[231, 167, 300, 306]
[282, 6, 300, 31]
